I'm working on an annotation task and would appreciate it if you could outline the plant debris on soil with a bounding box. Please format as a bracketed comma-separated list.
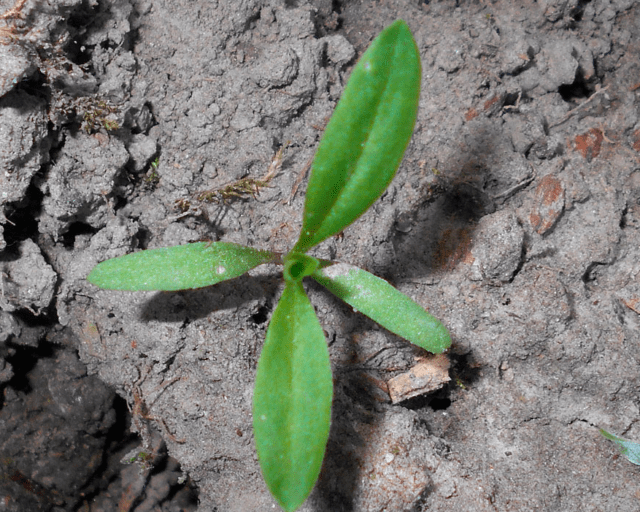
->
[2, 0, 640, 510]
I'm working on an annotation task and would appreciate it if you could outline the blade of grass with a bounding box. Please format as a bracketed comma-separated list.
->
[253, 281, 332, 512]
[312, 262, 451, 354]
[293, 20, 421, 253]
[87, 242, 276, 291]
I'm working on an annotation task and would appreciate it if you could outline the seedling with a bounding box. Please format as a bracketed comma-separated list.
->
[145, 157, 160, 185]
[88, 21, 451, 512]
[600, 428, 640, 465]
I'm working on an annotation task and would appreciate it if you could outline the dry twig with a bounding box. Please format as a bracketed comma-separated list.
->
[175, 142, 289, 213]
[548, 85, 610, 129]
[126, 366, 186, 451]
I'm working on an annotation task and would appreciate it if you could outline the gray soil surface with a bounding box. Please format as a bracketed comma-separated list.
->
[2, 0, 640, 510]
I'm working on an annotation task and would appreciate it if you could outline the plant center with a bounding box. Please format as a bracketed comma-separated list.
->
[283, 253, 320, 282]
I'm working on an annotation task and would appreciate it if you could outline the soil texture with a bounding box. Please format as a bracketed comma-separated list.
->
[2, 0, 640, 510]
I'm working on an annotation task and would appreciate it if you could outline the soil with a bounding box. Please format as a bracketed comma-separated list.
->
[1, 0, 640, 511]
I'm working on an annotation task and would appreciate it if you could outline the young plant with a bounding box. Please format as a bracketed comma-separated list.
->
[88, 20, 451, 512]
[600, 428, 640, 465]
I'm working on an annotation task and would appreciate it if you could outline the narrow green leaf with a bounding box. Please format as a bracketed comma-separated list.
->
[600, 429, 640, 465]
[87, 242, 275, 291]
[312, 262, 451, 354]
[253, 281, 332, 512]
[293, 20, 421, 253]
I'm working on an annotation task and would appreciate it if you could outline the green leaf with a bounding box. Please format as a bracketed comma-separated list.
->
[253, 281, 332, 512]
[600, 429, 640, 465]
[87, 242, 275, 291]
[293, 20, 421, 253]
[311, 262, 451, 354]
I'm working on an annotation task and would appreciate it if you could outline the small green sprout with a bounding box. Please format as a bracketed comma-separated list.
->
[88, 20, 451, 512]
[454, 376, 467, 389]
[144, 157, 160, 185]
[600, 428, 640, 465]
[129, 451, 150, 464]
[121, 448, 156, 473]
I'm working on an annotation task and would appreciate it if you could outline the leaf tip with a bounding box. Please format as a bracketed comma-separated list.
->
[86, 262, 108, 288]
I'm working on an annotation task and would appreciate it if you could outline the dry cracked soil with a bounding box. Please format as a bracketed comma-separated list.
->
[1, 0, 640, 511]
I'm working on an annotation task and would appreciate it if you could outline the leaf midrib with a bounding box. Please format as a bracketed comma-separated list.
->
[305, 36, 400, 249]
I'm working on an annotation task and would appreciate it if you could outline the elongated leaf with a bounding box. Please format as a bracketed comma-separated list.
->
[253, 281, 332, 512]
[600, 429, 640, 465]
[87, 242, 275, 291]
[312, 262, 451, 354]
[293, 20, 421, 253]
